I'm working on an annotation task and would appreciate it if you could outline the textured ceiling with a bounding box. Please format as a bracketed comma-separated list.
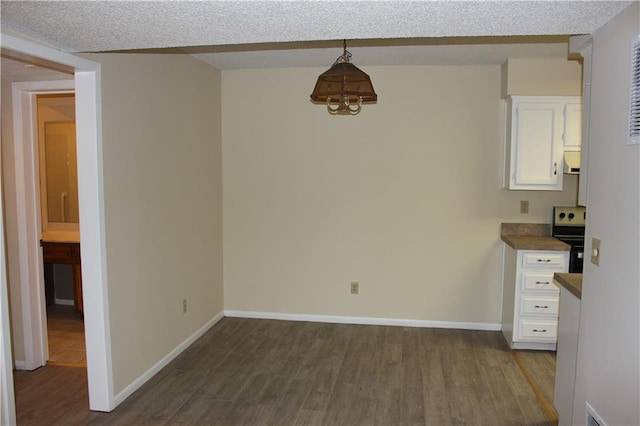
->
[0, 1, 634, 70]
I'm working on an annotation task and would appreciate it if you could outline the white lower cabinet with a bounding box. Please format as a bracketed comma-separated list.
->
[501, 246, 569, 350]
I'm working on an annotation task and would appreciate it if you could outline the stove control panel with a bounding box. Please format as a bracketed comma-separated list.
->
[553, 206, 586, 226]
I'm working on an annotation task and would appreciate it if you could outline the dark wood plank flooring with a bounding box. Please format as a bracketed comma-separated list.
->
[14, 318, 556, 425]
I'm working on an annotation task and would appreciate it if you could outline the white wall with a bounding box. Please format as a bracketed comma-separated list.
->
[573, 3, 639, 425]
[223, 65, 578, 325]
[501, 58, 582, 97]
[87, 53, 224, 394]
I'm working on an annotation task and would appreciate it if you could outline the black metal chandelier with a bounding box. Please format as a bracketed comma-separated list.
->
[310, 40, 377, 115]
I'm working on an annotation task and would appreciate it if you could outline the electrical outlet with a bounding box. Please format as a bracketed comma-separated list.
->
[520, 200, 529, 214]
[350, 282, 359, 295]
[183, 298, 187, 313]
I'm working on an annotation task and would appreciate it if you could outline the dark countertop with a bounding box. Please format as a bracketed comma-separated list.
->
[554, 273, 583, 299]
[501, 235, 571, 251]
[500, 223, 571, 251]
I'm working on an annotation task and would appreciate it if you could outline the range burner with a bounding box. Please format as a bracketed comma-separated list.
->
[552, 206, 586, 273]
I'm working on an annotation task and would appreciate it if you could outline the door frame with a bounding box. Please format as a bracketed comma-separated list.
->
[1, 179, 16, 426]
[1, 33, 114, 412]
[11, 80, 75, 371]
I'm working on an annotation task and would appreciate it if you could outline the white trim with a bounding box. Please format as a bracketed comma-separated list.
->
[1, 34, 97, 72]
[511, 341, 557, 351]
[0, 181, 16, 425]
[74, 67, 114, 412]
[12, 361, 28, 371]
[224, 310, 502, 331]
[11, 79, 75, 372]
[113, 311, 225, 406]
[1, 32, 112, 412]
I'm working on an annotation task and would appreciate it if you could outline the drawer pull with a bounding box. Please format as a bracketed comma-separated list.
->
[534, 305, 549, 309]
[535, 281, 550, 285]
[532, 329, 547, 333]
[537, 259, 551, 263]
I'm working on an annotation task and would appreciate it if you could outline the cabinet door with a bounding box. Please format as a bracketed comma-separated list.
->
[563, 102, 582, 150]
[509, 100, 563, 190]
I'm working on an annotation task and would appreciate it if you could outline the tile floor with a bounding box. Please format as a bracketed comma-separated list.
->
[46, 304, 86, 366]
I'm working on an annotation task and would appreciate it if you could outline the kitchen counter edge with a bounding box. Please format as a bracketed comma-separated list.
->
[500, 223, 570, 251]
[553, 273, 583, 299]
[501, 235, 571, 251]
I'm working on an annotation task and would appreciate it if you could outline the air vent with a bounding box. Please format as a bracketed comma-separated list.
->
[630, 35, 640, 145]
[586, 402, 607, 426]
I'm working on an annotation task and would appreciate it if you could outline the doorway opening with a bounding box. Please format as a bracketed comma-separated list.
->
[35, 92, 87, 368]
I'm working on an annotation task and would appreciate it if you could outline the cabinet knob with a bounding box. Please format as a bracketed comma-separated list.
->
[537, 259, 551, 263]
[554, 162, 558, 176]
[535, 281, 550, 285]
[534, 305, 549, 309]
[532, 329, 547, 333]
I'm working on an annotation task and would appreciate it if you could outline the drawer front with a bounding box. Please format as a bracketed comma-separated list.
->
[519, 320, 558, 341]
[522, 252, 566, 268]
[521, 296, 559, 316]
[42, 243, 80, 263]
[522, 272, 559, 293]
[69, 245, 80, 259]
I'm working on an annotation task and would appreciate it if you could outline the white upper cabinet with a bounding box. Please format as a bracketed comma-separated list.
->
[563, 101, 583, 151]
[504, 96, 581, 191]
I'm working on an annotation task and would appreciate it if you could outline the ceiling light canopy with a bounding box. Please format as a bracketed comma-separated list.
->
[310, 40, 377, 115]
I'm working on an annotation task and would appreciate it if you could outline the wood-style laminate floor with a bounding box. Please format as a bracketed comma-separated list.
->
[14, 318, 557, 425]
[513, 350, 557, 421]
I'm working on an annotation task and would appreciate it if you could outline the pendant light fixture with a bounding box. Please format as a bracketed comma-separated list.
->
[310, 40, 377, 115]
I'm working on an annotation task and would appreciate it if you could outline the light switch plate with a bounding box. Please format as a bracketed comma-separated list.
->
[591, 238, 601, 266]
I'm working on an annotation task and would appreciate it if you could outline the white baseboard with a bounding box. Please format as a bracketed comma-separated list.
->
[54, 298, 74, 306]
[113, 310, 224, 407]
[13, 359, 41, 371]
[224, 310, 501, 331]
